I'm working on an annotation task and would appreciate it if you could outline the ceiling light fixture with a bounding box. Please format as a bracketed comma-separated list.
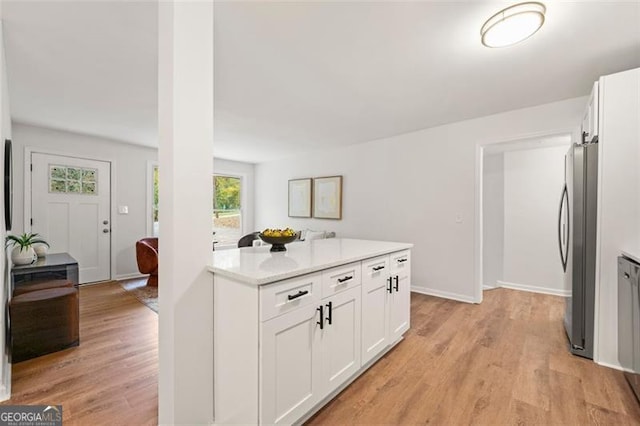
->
[481, 2, 546, 48]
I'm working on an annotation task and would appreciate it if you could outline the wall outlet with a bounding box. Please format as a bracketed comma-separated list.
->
[455, 214, 463, 224]
[118, 206, 129, 215]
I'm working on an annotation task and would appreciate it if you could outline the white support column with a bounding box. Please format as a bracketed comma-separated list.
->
[158, 1, 214, 424]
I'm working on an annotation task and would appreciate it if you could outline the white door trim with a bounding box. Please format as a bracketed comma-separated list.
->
[24, 146, 116, 281]
[473, 128, 575, 305]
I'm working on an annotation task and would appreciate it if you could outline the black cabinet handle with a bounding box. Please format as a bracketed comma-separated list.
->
[326, 301, 332, 325]
[317, 305, 324, 329]
[372, 266, 385, 271]
[387, 277, 393, 293]
[337, 275, 353, 283]
[287, 290, 309, 300]
[394, 275, 399, 292]
[397, 258, 408, 263]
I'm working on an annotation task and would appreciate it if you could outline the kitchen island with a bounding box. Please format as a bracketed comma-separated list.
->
[209, 238, 412, 424]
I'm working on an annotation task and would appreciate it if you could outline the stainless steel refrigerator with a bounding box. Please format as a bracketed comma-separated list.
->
[558, 141, 598, 359]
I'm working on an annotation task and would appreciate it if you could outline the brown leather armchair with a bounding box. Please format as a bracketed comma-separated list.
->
[136, 238, 158, 287]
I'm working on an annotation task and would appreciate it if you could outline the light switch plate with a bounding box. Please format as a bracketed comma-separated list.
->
[118, 206, 129, 215]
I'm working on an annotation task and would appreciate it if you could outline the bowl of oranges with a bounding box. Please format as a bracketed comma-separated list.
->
[259, 228, 299, 252]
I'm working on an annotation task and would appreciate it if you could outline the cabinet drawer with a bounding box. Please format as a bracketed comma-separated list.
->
[321, 262, 361, 298]
[260, 273, 321, 322]
[362, 255, 390, 288]
[389, 250, 411, 274]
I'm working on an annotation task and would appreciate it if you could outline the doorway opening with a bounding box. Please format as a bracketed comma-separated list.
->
[477, 133, 572, 301]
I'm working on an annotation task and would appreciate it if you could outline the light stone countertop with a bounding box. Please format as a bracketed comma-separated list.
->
[208, 238, 413, 285]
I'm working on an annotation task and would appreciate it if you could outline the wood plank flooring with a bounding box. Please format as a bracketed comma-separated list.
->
[2, 284, 638, 425]
[1, 281, 158, 425]
[308, 289, 640, 425]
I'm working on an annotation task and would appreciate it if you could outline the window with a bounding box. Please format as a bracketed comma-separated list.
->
[49, 164, 98, 194]
[148, 168, 243, 245]
[151, 164, 159, 237]
[213, 175, 242, 246]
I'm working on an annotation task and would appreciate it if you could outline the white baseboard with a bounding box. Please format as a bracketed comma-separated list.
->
[115, 273, 148, 281]
[595, 359, 632, 373]
[411, 286, 477, 304]
[497, 280, 570, 297]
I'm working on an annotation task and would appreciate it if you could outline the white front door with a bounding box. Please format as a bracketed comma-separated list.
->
[31, 153, 111, 283]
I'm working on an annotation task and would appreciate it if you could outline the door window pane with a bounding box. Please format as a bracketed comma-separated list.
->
[49, 164, 98, 195]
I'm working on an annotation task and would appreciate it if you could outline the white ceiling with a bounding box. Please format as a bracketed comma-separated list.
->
[3, 1, 640, 163]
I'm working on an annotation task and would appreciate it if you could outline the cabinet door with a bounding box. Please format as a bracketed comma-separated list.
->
[389, 273, 410, 342]
[389, 252, 411, 343]
[260, 304, 322, 425]
[361, 256, 391, 366]
[320, 286, 361, 398]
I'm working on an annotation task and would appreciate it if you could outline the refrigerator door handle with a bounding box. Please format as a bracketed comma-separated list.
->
[558, 184, 569, 272]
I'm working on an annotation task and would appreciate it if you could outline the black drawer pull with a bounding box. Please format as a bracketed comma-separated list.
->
[337, 275, 353, 283]
[288, 290, 309, 300]
[394, 275, 399, 292]
[387, 277, 393, 293]
[326, 301, 333, 325]
[397, 258, 408, 263]
[317, 305, 324, 329]
[372, 266, 385, 271]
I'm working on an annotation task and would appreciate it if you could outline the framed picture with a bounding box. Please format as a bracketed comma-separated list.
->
[288, 178, 312, 218]
[313, 176, 342, 220]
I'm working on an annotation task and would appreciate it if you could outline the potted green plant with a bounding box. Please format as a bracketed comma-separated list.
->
[5, 233, 49, 265]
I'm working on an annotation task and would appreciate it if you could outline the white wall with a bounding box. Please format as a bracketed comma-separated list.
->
[11, 123, 157, 279]
[595, 68, 640, 368]
[482, 152, 503, 289]
[502, 145, 569, 295]
[157, 2, 214, 422]
[255, 97, 586, 303]
[0, 18, 12, 401]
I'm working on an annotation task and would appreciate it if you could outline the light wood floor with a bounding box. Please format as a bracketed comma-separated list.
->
[308, 289, 640, 425]
[1, 281, 158, 425]
[3, 284, 639, 425]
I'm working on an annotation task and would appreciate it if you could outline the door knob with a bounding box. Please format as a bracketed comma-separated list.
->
[103, 220, 109, 225]
[103, 229, 110, 233]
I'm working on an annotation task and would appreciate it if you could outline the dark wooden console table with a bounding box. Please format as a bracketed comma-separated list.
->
[10, 253, 80, 362]
[11, 253, 79, 291]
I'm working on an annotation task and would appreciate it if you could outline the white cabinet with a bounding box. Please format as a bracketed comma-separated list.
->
[320, 286, 361, 397]
[260, 278, 362, 424]
[361, 251, 411, 365]
[581, 81, 599, 143]
[213, 246, 411, 425]
[389, 251, 411, 342]
[261, 303, 322, 425]
[361, 255, 391, 365]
